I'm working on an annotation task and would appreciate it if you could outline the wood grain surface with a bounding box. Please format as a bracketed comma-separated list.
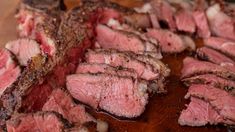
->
[0, 0, 229, 132]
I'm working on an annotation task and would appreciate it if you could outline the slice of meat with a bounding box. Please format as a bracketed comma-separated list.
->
[178, 97, 235, 126]
[150, 0, 176, 30]
[95, 24, 160, 58]
[0, 49, 21, 96]
[182, 74, 235, 94]
[193, 10, 211, 38]
[76, 63, 137, 78]
[175, 9, 196, 33]
[85, 49, 159, 80]
[185, 84, 235, 122]
[5, 39, 41, 66]
[66, 73, 148, 118]
[181, 57, 235, 80]
[6, 112, 71, 132]
[146, 29, 187, 53]
[204, 37, 235, 58]
[196, 47, 235, 65]
[206, 4, 235, 41]
[42, 89, 95, 124]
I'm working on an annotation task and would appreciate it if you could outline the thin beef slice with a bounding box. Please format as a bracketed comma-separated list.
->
[185, 84, 235, 122]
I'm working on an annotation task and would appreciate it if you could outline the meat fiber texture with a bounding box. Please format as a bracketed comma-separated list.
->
[206, 4, 235, 41]
[196, 47, 235, 66]
[66, 73, 148, 118]
[182, 74, 235, 95]
[42, 89, 95, 124]
[185, 84, 235, 123]
[5, 39, 41, 66]
[85, 49, 170, 93]
[0, 49, 21, 96]
[76, 63, 138, 78]
[178, 97, 235, 126]
[146, 29, 195, 53]
[193, 10, 211, 38]
[204, 37, 235, 58]
[6, 112, 71, 132]
[181, 57, 235, 80]
[95, 24, 161, 58]
[175, 9, 196, 33]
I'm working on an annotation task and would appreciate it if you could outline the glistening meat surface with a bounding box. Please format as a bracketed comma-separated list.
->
[66, 73, 148, 118]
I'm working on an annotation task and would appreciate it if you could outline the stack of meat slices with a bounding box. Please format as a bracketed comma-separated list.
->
[179, 37, 235, 126]
[66, 1, 170, 118]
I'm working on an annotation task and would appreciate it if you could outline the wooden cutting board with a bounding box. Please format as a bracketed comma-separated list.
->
[0, 0, 228, 132]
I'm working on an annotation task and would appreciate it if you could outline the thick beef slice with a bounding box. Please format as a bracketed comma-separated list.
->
[42, 89, 95, 124]
[182, 74, 235, 94]
[193, 10, 211, 38]
[185, 84, 235, 122]
[181, 57, 235, 80]
[178, 97, 234, 126]
[196, 47, 235, 65]
[76, 63, 137, 78]
[204, 37, 235, 58]
[0, 49, 21, 96]
[206, 4, 235, 41]
[146, 29, 187, 53]
[6, 112, 71, 132]
[175, 9, 196, 33]
[85, 50, 159, 80]
[95, 24, 159, 58]
[66, 73, 148, 118]
[5, 39, 41, 66]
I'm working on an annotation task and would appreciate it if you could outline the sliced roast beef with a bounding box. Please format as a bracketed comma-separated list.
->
[196, 47, 235, 65]
[146, 29, 188, 53]
[193, 10, 211, 38]
[6, 112, 71, 132]
[185, 84, 235, 122]
[206, 4, 235, 41]
[178, 97, 235, 126]
[5, 39, 41, 66]
[181, 57, 235, 80]
[76, 63, 137, 78]
[0, 49, 21, 96]
[85, 49, 169, 93]
[95, 24, 161, 58]
[150, 0, 176, 30]
[204, 37, 235, 58]
[66, 73, 148, 118]
[182, 74, 235, 94]
[42, 89, 95, 124]
[85, 49, 159, 80]
[175, 9, 196, 33]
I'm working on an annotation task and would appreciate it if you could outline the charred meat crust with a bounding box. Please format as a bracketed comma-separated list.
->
[0, 2, 91, 125]
[20, 0, 66, 12]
